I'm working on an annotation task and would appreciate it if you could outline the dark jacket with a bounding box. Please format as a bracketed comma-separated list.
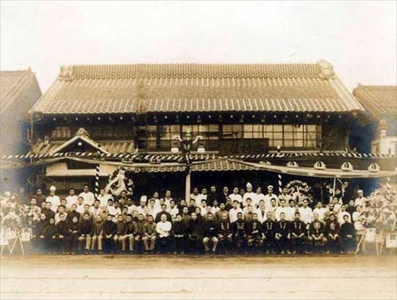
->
[290, 220, 306, 236]
[103, 220, 117, 237]
[155, 211, 172, 223]
[309, 220, 325, 237]
[247, 220, 263, 237]
[187, 218, 203, 239]
[56, 220, 70, 236]
[172, 221, 187, 237]
[80, 220, 93, 236]
[262, 219, 276, 238]
[325, 220, 341, 236]
[203, 219, 219, 237]
[41, 223, 56, 238]
[276, 220, 290, 237]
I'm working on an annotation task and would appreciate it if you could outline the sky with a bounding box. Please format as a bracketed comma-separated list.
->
[1, 1, 396, 92]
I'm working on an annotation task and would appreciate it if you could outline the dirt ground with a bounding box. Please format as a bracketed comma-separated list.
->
[1, 254, 396, 300]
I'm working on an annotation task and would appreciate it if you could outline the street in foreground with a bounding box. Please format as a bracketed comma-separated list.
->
[1, 255, 396, 300]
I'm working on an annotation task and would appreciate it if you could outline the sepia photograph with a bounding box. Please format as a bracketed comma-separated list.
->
[0, 1, 396, 299]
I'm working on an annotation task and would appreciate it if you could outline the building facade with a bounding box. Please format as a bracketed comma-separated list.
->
[5, 62, 391, 197]
[353, 85, 397, 155]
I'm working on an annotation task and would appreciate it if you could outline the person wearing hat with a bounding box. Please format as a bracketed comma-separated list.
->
[243, 183, 256, 208]
[264, 185, 279, 212]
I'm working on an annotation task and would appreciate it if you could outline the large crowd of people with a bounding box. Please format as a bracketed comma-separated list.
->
[0, 181, 396, 255]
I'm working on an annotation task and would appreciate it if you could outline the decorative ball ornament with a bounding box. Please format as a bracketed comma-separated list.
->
[314, 161, 326, 170]
[368, 163, 380, 173]
[341, 162, 353, 172]
[287, 161, 299, 168]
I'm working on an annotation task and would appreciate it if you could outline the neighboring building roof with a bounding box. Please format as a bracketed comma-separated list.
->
[353, 85, 397, 120]
[31, 61, 364, 115]
[0, 69, 41, 116]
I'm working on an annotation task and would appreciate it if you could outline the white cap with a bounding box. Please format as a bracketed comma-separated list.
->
[246, 182, 253, 189]
[50, 186, 56, 192]
[268, 185, 274, 189]
[358, 190, 363, 194]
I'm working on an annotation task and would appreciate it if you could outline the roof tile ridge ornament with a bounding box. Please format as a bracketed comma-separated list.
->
[59, 65, 75, 81]
[317, 59, 335, 80]
[75, 127, 90, 138]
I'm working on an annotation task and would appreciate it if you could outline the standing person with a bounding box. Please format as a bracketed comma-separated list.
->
[279, 188, 292, 203]
[325, 213, 342, 254]
[229, 200, 243, 223]
[190, 187, 200, 203]
[345, 200, 356, 220]
[275, 199, 291, 221]
[290, 212, 307, 254]
[91, 215, 104, 254]
[263, 185, 279, 212]
[55, 205, 68, 224]
[18, 186, 29, 205]
[172, 214, 187, 254]
[262, 212, 276, 254]
[65, 188, 78, 209]
[142, 215, 157, 254]
[136, 197, 149, 217]
[42, 202, 55, 222]
[46, 186, 60, 213]
[207, 186, 219, 207]
[256, 203, 267, 224]
[202, 212, 219, 254]
[156, 214, 173, 254]
[32, 188, 47, 208]
[197, 188, 208, 204]
[299, 199, 313, 225]
[275, 212, 290, 254]
[102, 214, 117, 254]
[79, 184, 95, 207]
[253, 187, 265, 209]
[229, 187, 243, 207]
[341, 215, 356, 254]
[186, 212, 203, 254]
[90, 200, 103, 219]
[246, 213, 264, 254]
[243, 183, 256, 208]
[355, 190, 367, 207]
[313, 202, 327, 222]
[162, 190, 173, 208]
[338, 205, 352, 225]
[97, 189, 111, 208]
[220, 186, 229, 205]
[79, 213, 93, 254]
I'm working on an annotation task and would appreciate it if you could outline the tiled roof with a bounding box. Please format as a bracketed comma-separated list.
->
[31, 62, 364, 115]
[0, 70, 40, 115]
[132, 158, 258, 173]
[31, 140, 134, 155]
[353, 85, 397, 120]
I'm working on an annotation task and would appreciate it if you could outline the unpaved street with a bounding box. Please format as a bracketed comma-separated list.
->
[1, 254, 396, 299]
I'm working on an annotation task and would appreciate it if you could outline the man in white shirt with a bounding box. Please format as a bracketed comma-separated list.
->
[256, 203, 267, 224]
[279, 188, 292, 203]
[136, 196, 148, 217]
[90, 199, 103, 219]
[79, 184, 95, 206]
[243, 183, 257, 207]
[253, 187, 265, 208]
[167, 200, 179, 221]
[263, 185, 279, 212]
[338, 205, 351, 224]
[275, 199, 291, 221]
[162, 190, 173, 208]
[46, 186, 60, 213]
[65, 188, 78, 209]
[299, 199, 313, 224]
[156, 214, 173, 253]
[354, 190, 367, 207]
[313, 201, 327, 222]
[97, 188, 111, 208]
[76, 196, 85, 214]
[229, 200, 243, 223]
[229, 187, 243, 207]
[197, 188, 208, 204]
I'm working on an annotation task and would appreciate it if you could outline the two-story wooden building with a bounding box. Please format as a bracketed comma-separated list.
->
[0, 69, 42, 191]
[6, 62, 394, 196]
